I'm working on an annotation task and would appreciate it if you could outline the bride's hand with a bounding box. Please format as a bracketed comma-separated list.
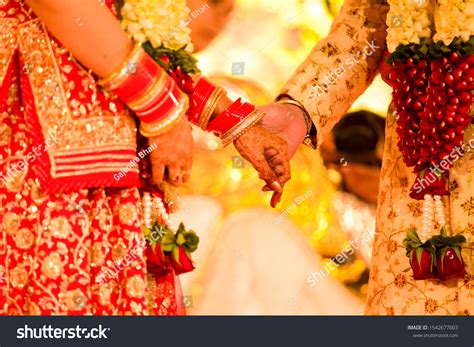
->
[148, 117, 194, 186]
[234, 125, 290, 207]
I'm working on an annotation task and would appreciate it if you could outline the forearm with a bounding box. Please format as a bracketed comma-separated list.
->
[25, 0, 133, 77]
[280, 0, 389, 148]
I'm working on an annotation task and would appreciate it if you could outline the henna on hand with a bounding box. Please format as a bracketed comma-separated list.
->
[148, 117, 194, 187]
[234, 125, 291, 207]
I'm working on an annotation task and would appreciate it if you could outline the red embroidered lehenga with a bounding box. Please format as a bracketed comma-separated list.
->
[0, 0, 184, 315]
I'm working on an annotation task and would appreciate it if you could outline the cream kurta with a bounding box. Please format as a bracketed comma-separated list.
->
[281, 0, 473, 315]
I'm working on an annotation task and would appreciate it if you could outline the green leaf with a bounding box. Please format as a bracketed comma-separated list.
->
[184, 232, 200, 253]
[114, 0, 125, 20]
[176, 233, 186, 246]
[172, 246, 181, 265]
[453, 246, 462, 261]
[438, 247, 447, 272]
[440, 226, 447, 237]
[416, 247, 423, 266]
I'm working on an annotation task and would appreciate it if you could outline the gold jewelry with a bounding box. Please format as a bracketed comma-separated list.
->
[98, 43, 144, 90]
[139, 97, 188, 137]
[198, 87, 226, 130]
[277, 98, 316, 149]
[220, 110, 266, 147]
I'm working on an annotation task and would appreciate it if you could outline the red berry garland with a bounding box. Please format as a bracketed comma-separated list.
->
[386, 38, 474, 200]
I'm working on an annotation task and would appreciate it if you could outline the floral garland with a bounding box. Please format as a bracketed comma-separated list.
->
[115, 0, 199, 88]
[141, 192, 200, 276]
[118, 0, 193, 51]
[384, 0, 473, 281]
[116, 0, 202, 276]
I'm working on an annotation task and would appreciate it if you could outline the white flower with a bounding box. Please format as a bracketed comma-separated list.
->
[433, 0, 474, 45]
[386, 0, 433, 52]
[121, 0, 193, 51]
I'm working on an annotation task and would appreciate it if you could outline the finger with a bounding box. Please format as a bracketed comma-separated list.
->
[270, 191, 282, 208]
[236, 141, 282, 191]
[266, 140, 291, 186]
[181, 164, 191, 184]
[151, 161, 166, 185]
[167, 165, 183, 187]
[264, 148, 279, 160]
[262, 183, 282, 192]
[273, 165, 285, 176]
[268, 154, 284, 167]
[182, 171, 191, 183]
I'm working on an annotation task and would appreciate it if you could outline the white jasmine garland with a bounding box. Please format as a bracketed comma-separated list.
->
[386, 0, 434, 52]
[120, 0, 194, 52]
[433, 0, 474, 46]
[387, 0, 474, 52]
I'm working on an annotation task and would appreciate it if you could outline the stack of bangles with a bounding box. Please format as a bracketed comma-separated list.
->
[99, 43, 188, 137]
[188, 77, 265, 146]
[99, 43, 265, 145]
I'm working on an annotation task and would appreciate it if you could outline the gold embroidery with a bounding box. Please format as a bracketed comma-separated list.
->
[126, 275, 146, 298]
[0, 122, 11, 146]
[41, 252, 64, 279]
[14, 227, 34, 249]
[16, 19, 137, 180]
[91, 242, 106, 267]
[49, 216, 72, 239]
[112, 239, 128, 263]
[10, 266, 28, 289]
[54, 153, 136, 164]
[2, 212, 21, 234]
[64, 289, 87, 311]
[98, 284, 113, 306]
[117, 203, 139, 226]
[0, 18, 18, 86]
[54, 167, 139, 178]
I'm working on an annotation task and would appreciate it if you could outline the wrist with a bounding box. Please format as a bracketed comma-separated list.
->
[99, 44, 187, 137]
[277, 98, 317, 149]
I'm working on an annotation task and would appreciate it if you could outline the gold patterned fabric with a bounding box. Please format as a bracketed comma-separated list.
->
[0, 2, 139, 194]
[0, 0, 182, 316]
[281, 0, 473, 315]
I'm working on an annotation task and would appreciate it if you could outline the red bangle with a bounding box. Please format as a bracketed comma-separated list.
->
[99, 44, 186, 125]
[136, 82, 183, 123]
[207, 98, 256, 137]
[188, 77, 217, 125]
[114, 53, 162, 103]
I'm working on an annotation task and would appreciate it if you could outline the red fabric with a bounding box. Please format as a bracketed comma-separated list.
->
[0, 0, 183, 316]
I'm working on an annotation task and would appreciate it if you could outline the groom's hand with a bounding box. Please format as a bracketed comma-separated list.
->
[258, 102, 307, 159]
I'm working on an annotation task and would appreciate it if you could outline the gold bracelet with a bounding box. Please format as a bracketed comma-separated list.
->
[139, 97, 188, 137]
[277, 98, 317, 149]
[220, 110, 266, 147]
[198, 87, 226, 130]
[98, 43, 144, 90]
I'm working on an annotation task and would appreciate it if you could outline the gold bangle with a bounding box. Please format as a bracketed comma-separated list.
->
[277, 98, 312, 133]
[98, 43, 144, 90]
[220, 109, 266, 147]
[139, 97, 188, 137]
[198, 87, 226, 130]
[277, 97, 317, 149]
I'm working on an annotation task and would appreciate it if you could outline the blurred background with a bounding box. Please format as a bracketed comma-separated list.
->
[170, 0, 392, 314]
